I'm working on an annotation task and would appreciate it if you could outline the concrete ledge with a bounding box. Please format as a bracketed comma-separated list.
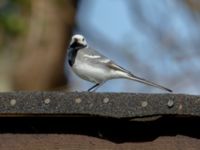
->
[0, 92, 199, 118]
[0, 92, 200, 149]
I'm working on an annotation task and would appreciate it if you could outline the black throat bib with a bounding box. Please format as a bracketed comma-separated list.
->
[68, 42, 86, 66]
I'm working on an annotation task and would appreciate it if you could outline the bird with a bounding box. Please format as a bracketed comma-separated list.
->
[67, 34, 172, 92]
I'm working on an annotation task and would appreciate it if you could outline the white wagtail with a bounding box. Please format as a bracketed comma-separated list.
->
[67, 34, 172, 92]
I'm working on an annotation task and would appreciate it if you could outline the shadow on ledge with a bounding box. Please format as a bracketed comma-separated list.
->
[0, 116, 200, 143]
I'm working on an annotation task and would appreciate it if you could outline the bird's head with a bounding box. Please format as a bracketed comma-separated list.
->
[69, 34, 87, 48]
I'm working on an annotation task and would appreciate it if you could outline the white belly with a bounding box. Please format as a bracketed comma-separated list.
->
[72, 62, 109, 83]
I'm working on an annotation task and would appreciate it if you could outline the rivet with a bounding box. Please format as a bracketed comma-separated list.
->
[75, 98, 82, 104]
[141, 101, 148, 107]
[89, 103, 93, 108]
[10, 99, 16, 106]
[44, 98, 51, 104]
[103, 97, 109, 103]
[179, 104, 183, 110]
[167, 99, 174, 108]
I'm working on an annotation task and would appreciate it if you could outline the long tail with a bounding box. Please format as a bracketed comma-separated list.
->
[126, 73, 172, 92]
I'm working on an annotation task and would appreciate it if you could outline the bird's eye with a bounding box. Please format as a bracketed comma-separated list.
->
[82, 38, 85, 41]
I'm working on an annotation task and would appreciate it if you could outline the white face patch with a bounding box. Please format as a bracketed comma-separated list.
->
[83, 54, 101, 59]
[70, 34, 87, 46]
[72, 34, 84, 39]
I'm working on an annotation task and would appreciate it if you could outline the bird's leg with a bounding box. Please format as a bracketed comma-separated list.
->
[87, 82, 105, 92]
[88, 83, 99, 92]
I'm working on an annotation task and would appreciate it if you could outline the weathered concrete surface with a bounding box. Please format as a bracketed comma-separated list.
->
[0, 92, 199, 118]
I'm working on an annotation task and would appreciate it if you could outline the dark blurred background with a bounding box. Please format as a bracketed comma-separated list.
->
[0, 0, 200, 94]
